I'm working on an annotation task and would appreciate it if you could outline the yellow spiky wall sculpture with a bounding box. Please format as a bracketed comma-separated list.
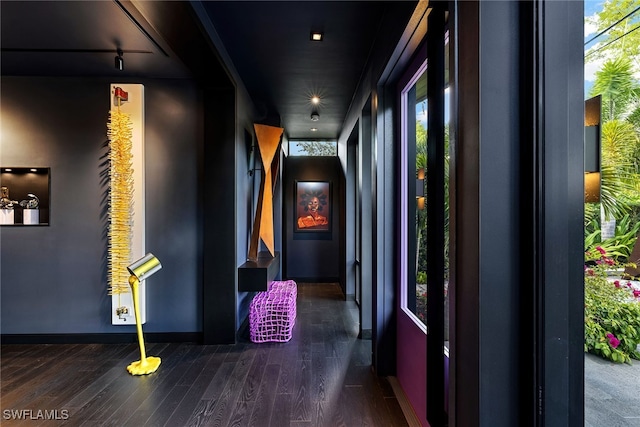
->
[107, 93, 134, 296]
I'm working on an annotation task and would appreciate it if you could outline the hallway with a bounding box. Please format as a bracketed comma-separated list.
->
[0, 284, 408, 426]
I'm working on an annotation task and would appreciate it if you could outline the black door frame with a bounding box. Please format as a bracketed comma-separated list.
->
[425, 3, 447, 426]
[450, 1, 584, 426]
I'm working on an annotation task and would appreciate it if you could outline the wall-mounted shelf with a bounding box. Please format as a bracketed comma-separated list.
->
[0, 167, 50, 226]
[238, 251, 280, 292]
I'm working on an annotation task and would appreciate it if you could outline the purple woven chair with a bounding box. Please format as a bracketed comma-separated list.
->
[249, 280, 297, 343]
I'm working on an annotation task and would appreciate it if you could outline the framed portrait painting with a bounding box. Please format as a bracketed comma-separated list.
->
[295, 181, 331, 232]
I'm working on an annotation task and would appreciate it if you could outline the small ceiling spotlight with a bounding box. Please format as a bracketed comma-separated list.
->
[311, 95, 320, 105]
[310, 32, 323, 41]
[115, 48, 124, 71]
[310, 111, 320, 121]
[310, 127, 318, 132]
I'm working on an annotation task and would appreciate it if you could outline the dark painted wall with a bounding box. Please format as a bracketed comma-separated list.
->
[336, 0, 422, 374]
[0, 6, 271, 343]
[0, 76, 201, 334]
[202, 86, 237, 344]
[284, 156, 344, 283]
[345, 125, 358, 298]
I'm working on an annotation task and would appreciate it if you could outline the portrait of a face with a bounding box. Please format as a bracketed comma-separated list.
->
[295, 181, 330, 232]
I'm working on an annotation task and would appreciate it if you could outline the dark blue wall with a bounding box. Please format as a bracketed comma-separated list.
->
[0, 76, 201, 335]
[284, 156, 344, 282]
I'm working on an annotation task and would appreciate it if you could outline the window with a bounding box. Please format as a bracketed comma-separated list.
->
[400, 36, 450, 347]
[400, 60, 429, 328]
[288, 140, 337, 156]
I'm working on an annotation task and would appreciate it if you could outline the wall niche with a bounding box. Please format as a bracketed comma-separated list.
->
[0, 167, 50, 225]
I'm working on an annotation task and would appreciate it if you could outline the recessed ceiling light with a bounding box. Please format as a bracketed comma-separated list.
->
[311, 111, 319, 121]
[30, 168, 38, 172]
[310, 32, 323, 41]
[4, 168, 12, 172]
[310, 128, 318, 132]
[311, 96, 320, 105]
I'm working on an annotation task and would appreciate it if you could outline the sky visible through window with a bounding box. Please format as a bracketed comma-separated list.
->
[415, 87, 449, 130]
[585, 1, 603, 97]
[584, 0, 640, 97]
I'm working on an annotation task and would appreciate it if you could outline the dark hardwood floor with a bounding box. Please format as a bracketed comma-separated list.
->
[1, 283, 408, 426]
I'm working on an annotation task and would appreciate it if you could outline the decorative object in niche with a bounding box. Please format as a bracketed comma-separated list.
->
[20, 193, 39, 225]
[295, 181, 331, 232]
[0, 186, 17, 225]
[19, 193, 39, 209]
[0, 169, 50, 225]
[0, 186, 18, 208]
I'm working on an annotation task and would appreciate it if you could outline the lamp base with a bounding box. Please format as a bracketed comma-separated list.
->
[127, 356, 161, 375]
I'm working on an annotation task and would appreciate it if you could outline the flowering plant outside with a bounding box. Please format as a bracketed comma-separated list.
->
[606, 333, 620, 349]
[584, 247, 640, 364]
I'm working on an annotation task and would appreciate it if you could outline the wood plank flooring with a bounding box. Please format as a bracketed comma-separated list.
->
[1, 283, 408, 426]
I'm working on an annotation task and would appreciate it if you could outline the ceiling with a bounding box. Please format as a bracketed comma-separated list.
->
[201, 1, 414, 139]
[0, 1, 191, 79]
[1, 1, 417, 140]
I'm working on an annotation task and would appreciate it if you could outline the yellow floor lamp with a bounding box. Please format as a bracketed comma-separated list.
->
[126, 253, 162, 375]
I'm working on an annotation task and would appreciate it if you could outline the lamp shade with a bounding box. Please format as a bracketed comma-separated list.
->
[127, 253, 162, 281]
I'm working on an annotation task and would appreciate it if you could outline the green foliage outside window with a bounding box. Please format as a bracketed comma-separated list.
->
[584, 248, 640, 364]
[586, 0, 640, 64]
[585, 213, 640, 261]
[292, 140, 336, 156]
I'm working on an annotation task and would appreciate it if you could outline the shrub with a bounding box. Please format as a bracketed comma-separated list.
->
[584, 248, 640, 363]
[585, 214, 640, 262]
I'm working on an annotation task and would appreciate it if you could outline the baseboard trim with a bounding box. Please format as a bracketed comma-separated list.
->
[286, 277, 340, 284]
[388, 376, 422, 427]
[1, 332, 202, 345]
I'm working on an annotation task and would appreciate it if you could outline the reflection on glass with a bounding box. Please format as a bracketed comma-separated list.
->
[414, 67, 427, 323]
[444, 36, 450, 350]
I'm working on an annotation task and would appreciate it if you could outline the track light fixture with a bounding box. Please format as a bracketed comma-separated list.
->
[115, 48, 124, 71]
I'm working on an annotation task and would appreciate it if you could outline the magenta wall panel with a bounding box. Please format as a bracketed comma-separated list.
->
[397, 312, 428, 426]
